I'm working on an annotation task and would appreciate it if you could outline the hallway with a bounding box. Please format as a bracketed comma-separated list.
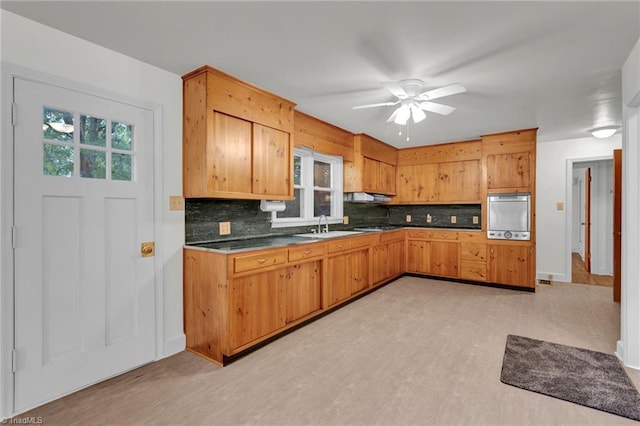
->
[572, 252, 613, 287]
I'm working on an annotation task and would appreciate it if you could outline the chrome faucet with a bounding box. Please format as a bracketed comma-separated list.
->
[318, 215, 329, 233]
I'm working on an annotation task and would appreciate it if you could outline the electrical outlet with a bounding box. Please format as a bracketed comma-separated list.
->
[343, 216, 349, 225]
[219, 221, 231, 235]
[426, 214, 432, 223]
[169, 195, 184, 211]
[451, 215, 457, 224]
[472, 216, 479, 224]
[406, 215, 412, 223]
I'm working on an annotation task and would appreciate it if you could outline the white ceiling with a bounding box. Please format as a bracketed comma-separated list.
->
[2, 1, 639, 148]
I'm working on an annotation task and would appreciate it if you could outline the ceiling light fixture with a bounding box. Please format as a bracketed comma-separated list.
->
[590, 126, 618, 139]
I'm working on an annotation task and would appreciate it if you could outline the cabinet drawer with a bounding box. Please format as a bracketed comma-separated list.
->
[327, 236, 371, 254]
[460, 260, 487, 281]
[288, 244, 326, 262]
[234, 250, 286, 273]
[380, 230, 405, 243]
[460, 243, 487, 261]
[407, 229, 458, 240]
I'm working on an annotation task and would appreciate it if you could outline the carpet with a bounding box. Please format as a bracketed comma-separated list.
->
[500, 334, 640, 421]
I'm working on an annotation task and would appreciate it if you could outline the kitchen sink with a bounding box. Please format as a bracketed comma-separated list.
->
[295, 230, 363, 239]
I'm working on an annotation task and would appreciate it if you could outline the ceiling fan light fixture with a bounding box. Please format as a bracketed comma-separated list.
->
[393, 104, 411, 125]
[410, 104, 427, 123]
[590, 126, 618, 139]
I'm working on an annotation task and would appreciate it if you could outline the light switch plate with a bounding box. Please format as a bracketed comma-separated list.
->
[426, 214, 432, 223]
[451, 215, 457, 224]
[169, 195, 184, 211]
[557, 202, 564, 211]
[219, 221, 231, 235]
[406, 215, 412, 223]
[343, 216, 349, 225]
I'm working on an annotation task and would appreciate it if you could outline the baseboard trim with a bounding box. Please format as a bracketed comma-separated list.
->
[162, 334, 186, 359]
[536, 272, 569, 283]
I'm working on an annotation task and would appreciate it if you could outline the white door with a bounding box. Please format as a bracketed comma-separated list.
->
[12, 77, 156, 412]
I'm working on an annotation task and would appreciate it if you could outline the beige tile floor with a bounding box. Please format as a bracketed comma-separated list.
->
[14, 277, 640, 425]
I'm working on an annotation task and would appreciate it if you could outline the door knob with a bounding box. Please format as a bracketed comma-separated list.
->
[141, 242, 155, 257]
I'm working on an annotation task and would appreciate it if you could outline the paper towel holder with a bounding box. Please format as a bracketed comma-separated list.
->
[260, 200, 286, 212]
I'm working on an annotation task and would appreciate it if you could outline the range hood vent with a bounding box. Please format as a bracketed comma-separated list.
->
[345, 192, 392, 203]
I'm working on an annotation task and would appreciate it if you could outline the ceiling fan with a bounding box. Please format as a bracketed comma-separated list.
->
[352, 79, 466, 125]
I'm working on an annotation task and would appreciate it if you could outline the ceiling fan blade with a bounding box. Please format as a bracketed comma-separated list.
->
[381, 81, 408, 99]
[410, 104, 427, 123]
[352, 100, 399, 110]
[418, 101, 456, 115]
[418, 83, 466, 101]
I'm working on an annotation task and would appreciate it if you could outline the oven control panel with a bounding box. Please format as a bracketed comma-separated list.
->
[487, 230, 530, 241]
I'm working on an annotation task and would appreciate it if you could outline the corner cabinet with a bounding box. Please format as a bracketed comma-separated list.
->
[182, 65, 296, 199]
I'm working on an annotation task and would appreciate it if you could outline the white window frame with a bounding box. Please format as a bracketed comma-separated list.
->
[271, 148, 343, 228]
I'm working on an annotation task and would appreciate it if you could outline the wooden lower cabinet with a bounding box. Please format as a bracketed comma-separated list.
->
[488, 244, 532, 288]
[407, 240, 429, 273]
[460, 242, 487, 281]
[429, 241, 458, 277]
[372, 240, 406, 284]
[407, 239, 458, 277]
[285, 261, 322, 323]
[229, 269, 286, 350]
[326, 249, 369, 307]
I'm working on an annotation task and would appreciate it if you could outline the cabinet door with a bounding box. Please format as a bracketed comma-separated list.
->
[489, 244, 531, 287]
[362, 157, 380, 192]
[211, 112, 252, 194]
[387, 240, 405, 277]
[286, 262, 322, 323]
[349, 249, 369, 294]
[429, 241, 459, 277]
[407, 240, 429, 273]
[371, 244, 389, 285]
[252, 123, 292, 197]
[229, 269, 286, 350]
[379, 161, 397, 195]
[395, 164, 438, 203]
[437, 160, 481, 202]
[326, 254, 351, 307]
[487, 152, 531, 190]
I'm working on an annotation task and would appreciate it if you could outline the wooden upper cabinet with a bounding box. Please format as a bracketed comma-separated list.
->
[393, 140, 482, 204]
[252, 124, 291, 196]
[182, 65, 295, 199]
[486, 152, 530, 190]
[395, 164, 438, 203]
[437, 159, 481, 202]
[345, 133, 397, 195]
[482, 128, 537, 192]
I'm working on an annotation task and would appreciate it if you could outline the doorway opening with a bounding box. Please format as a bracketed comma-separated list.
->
[570, 159, 614, 288]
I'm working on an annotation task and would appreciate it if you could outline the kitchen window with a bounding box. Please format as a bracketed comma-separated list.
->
[271, 148, 343, 228]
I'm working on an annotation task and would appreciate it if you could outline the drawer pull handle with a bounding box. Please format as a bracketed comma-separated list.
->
[304, 250, 312, 255]
[256, 258, 267, 264]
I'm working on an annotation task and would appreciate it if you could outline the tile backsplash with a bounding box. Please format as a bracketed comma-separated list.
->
[185, 199, 481, 243]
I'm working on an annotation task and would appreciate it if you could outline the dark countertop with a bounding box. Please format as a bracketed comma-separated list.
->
[184, 225, 482, 254]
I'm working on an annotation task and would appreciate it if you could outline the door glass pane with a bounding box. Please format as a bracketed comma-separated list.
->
[314, 160, 331, 188]
[80, 115, 106, 147]
[80, 149, 106, 179]
[111, 121, 132, 151]
[314, 190, 331, 217]
[277, 188, 301, 218]
[112, 153, 132, 181]
[43, 144, 74, 176]
[43, 108, 74, 143]
[293, 155, 302, 186]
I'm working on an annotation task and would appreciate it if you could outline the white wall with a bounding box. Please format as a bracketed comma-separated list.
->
[620, 37, 640, 369]
[536, 136, 621, 282]
[0, 10, 185, 416]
